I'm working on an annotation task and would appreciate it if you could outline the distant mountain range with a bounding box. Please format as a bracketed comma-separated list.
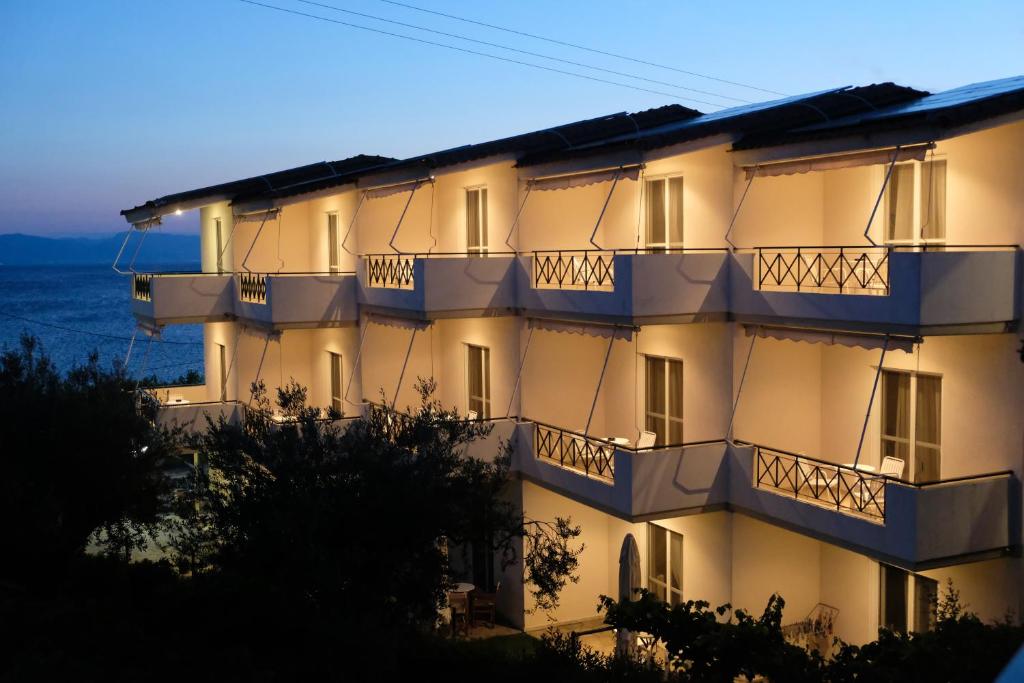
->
[0, 232, 200, 266]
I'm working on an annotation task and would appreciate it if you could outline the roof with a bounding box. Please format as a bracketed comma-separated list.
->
[733, 75, 1024, 150]
[120, 154, 396, 219]
[515, 83, 925, 168]
[238, 104, 702, 204]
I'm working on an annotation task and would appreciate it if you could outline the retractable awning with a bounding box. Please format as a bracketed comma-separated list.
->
[744, 324, 917, 353]
[233, 208, 281, 223]
[527, 165, 641, 191]
[743, 144, 934, 180]
[363, 178, 433, 199]
[531, 318, 634, 341]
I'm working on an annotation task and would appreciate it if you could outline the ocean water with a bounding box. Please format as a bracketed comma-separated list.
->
[0, 265, 204, 382]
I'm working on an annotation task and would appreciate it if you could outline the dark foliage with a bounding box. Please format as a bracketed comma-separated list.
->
[0, 335, 174, 584]
[162, 378, 582, 633]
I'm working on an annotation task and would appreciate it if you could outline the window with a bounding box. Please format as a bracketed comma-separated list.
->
[884, 160, 946, 243]
[216, 343, 227, 402]
[880, 370, 941, 482]
[327, 212, 340, 273]
[466, 187, 488, 255]
[466, 344, 490, 419]
[645, 176, 684, 249]
[328, 352, 343, 415]
[647, 523, 683, 605]
[880, 564, 938, 633]
[645, 356, 683, 446]
[214, 218, 224, 274]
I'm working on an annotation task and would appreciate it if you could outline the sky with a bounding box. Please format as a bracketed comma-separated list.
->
[1, 0, 1021, 236]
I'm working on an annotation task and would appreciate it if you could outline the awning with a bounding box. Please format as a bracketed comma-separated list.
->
[530, 318, 634, 341]
[366, 313, 431, 331]
[744, 144, 934, 180]
[528, 165, 641, 191]
[233, 209, 280, 223]
[364, 178, 432, 199]
[744, 325, 916, 353]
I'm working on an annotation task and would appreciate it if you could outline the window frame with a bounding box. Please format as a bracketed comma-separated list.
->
[879, 563, 938, 633]
[465, 343, 491, 419]
[882, 158, 947, 246]
[880, 368, 942, 483]
[466, 186, 489, 255]
[214, 217, 224, 274]
[644, 174, 685, 251]
[647, 522, 683, 605]
[328, 351, 343, 415]
[326, 211, 340, 273]
[644, 355, 684, 446]
[216, 343, 228, 402]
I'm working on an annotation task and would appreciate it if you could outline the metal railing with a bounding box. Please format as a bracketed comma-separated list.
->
[534, 422, 615, 483]
[132, 273, 153, 301]
[533, 250, 616, 291]
[753, 446, 886, 520]
[756, 247, 890, 295]
[237, 272, 268, 304]
[365, 254, 416, 290]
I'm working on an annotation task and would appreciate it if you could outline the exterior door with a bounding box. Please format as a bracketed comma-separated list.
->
[466, 187, 488, 255]
[645, 176, 684, 250]
[647, 523, 683, 605]
[327, 212, 340, 273]
[217, 343, 227, 402]
[214, 218, 224, 274]
[466, 344, 490, 418]
[645, 356, 683, 446]
[329, 351, 343, 415]
[880, 370, 941, 482]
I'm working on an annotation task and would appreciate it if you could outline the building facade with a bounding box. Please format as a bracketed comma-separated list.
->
[124, 76, 1024, 644]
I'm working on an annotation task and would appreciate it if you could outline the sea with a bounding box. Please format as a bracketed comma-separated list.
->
[0, 265, 204, 383]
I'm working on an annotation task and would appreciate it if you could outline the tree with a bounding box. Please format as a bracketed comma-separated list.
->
[166, 378, 582, 636]
[0, 335, 175, 585]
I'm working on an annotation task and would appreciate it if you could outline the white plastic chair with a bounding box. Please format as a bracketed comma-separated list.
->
[636, 431, 657, 449]
[880, 456, 905, 479]
[467, 410, 478, 421]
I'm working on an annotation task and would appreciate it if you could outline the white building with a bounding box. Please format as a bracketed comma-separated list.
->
[124, 76, 1024, 644]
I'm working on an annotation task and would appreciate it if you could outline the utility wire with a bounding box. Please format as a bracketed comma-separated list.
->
[295, 0, 750, 104]
[374, 0, 787, 96]
[0, 311, 205, 346]
[234, 0, 726, 108]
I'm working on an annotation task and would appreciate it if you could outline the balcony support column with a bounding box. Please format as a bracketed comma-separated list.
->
[853, 335, 890, 468]
[504, 181, 534, 251]
[505, 324, 534, 419]
[727, 329, 758, 442]
[589, 169, 622, 249]
[584, 331, 616, 437]
[863, 146, 901, 247]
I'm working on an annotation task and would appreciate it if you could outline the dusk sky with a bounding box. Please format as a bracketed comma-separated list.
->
[2, 0, 1021, 236]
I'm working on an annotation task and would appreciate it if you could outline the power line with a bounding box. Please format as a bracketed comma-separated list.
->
[0, 311, 205, 346]
[294, 0, 750, 104]
[374, 0, 787, 97]
[234, 0, 727, 108]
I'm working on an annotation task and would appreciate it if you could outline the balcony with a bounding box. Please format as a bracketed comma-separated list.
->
[512, 420, 731, 518]
[517, 250, 730, 325]
[131, 272, 233, 325]
[358, 253, 517, 319]
[509, 424, 1018, 567]
[731, 246, 1020, 334]
[731, 443, 1018, 567]
[234, 272, 358, 328]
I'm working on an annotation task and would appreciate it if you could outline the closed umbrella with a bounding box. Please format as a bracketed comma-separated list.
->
[616, 533, 641, 657]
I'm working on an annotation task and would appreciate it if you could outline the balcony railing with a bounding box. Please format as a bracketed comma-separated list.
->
[533, 250, 615, 291]
[534, 421, 615, 483]
[237, 272, 268, 304]
[365, 254, 415, 290]
[133, 273, 153, 301]
[756, 247, 890, 295]
[753, 446, 886, 520]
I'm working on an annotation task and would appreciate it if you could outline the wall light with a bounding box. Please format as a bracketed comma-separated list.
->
[174, 209, 183, 216]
